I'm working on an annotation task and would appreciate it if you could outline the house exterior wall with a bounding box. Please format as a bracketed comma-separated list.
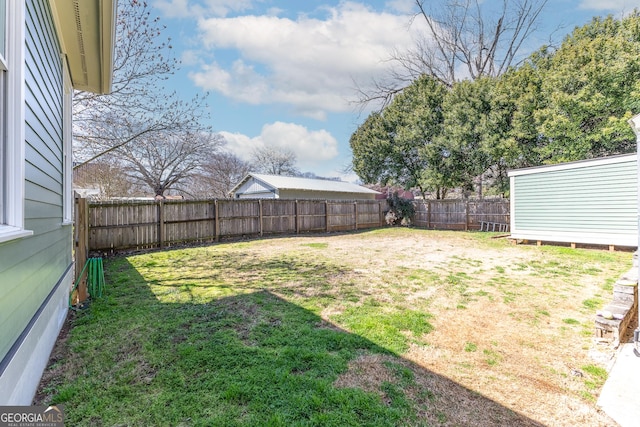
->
[0, 0, 72, 404]
[509, 154, 637, 247]
[278, 189, 377, 200]
[234, 176, 377, 200]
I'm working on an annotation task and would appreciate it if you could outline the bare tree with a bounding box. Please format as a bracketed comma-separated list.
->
[251, 147, 300, 176]
[189, 152, 252, 198]
[73, 0, 211, 169]
[115, 130, 224, 197]
[73, 157, 144, 200]
[357, 0, 549, 107]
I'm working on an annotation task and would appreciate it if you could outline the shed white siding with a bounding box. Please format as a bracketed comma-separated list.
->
[509, 154, 637, 247]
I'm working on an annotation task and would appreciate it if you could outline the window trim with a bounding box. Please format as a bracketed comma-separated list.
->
[62, 55, 72, 225]
[0, 0, 31, 243]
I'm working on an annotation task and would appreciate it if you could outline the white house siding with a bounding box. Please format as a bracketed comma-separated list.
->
[0, 0, 71, 404]
[509, 154, 637, 247]
[279, 189, 377, 200]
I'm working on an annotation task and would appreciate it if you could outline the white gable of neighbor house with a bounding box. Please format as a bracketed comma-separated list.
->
[508, 153, 638, 247]
[235, 177, 277, 198]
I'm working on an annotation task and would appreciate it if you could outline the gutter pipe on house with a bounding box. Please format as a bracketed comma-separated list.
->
[628, 113, 640, 355]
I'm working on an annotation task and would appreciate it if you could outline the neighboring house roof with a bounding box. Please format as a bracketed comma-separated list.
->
[230, 173, 380, 196]
[507, 153, 636, 177]
[50, 0, 117, 94]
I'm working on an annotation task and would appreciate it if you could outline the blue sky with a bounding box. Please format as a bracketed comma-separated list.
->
[151, 0, 637, 180]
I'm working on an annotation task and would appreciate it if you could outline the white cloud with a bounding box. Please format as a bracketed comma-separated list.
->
[189, 2, 421, 118]
[220, 122, 339, 171]
[579, 0, 637, 11]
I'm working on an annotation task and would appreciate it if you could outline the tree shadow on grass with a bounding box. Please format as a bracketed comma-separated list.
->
[35, 257, 543, 426]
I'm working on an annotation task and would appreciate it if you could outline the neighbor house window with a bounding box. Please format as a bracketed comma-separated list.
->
[0, 0, 30, 242]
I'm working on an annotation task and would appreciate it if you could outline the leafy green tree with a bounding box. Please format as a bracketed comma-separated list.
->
[436, 78, 497, 195]
[351, 76, 447, 198]
[350, 111, 391, 185]
[493, 55, 548, 170]
[534, 12, 640, 162]
[353, 11, 640, 198]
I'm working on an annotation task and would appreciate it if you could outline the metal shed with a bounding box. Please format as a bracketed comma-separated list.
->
[508, 154, 637, 247]
[230, 173, 380, 200]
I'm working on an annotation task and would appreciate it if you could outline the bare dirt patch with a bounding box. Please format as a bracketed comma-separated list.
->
[253, 229, 627, 425]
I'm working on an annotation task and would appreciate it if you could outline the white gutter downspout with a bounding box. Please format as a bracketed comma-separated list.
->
[628, 113, 640, 352]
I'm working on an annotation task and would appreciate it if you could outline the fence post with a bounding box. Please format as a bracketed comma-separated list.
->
[465, 201, 469, 231]
[427, 200, 432, 229]
[214, 199, 220, 242]
[295, 200, 300, 234]
[259, 199, 264, 237]
[354, 201, 358, 230]
[325, 200, 329, 232]
[158, 199, 165, 248]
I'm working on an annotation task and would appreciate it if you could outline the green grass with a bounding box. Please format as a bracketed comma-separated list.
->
[332, 301, 433, 354]
[301, 242, 329, 249]
[582, 298, 603, 310]
[54, 281, 414, 425]
[581, 364, 609, 402]
[46, 242, 431, 426]
[36, 229, 633, 426]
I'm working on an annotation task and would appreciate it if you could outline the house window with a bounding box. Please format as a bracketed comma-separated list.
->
[0, 0, 30, 243]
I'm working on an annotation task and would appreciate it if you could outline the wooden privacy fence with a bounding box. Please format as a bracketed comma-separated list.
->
[412, 199, 510, 231]
[86, 198, 386, 252]
[80, 197, 510, 253]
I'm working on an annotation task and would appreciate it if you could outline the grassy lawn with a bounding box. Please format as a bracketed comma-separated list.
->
[35, 228, 630, 426]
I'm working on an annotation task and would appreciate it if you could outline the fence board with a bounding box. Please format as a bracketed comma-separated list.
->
[163, 200, 215, 245]
[262, 200, 296, 234]
[327, 201, 357, 231]
[297, 200, 327, 232]
[356, 200, 384, 228]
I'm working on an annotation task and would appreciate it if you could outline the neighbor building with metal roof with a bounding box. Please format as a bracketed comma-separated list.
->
[230, 173, 380, 200]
